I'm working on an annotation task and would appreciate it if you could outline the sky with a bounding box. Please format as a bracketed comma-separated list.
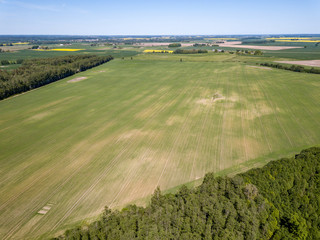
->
[0, 0, 319, 35]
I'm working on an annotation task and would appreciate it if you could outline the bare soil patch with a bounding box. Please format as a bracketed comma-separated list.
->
[218, 41, 303, 50]
[197, 93, 225, 105]
[247, 65, 272, 70]
[67, 77, 88, 83]
[274, 60, 320, 67]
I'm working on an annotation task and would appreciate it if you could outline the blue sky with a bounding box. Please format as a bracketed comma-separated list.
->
[0, 0, 319, 35]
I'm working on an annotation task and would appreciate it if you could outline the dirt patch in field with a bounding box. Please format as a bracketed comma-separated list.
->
[37, 204, 52, 215]
[67, 77, 88, 83]
[197, 93, 225, 105]
[218, 41, 303, 50]
[274, 60, 320, 67]
[247, 65, 272, 70]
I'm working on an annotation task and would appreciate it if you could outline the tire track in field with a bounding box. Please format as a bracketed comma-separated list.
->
[0, 73, 160, 213]
[117, 91, 187, 203]
[2, 65, 176, 239]
[235, 65, 248, 162]
[264, 73, 316, 144]
[189, 71, 221, 181]
[218, 64, 232, 171]
[266, 70, 320, 142]
[117, 68, 203, 202]
[106, 94, 181, 208]
[50, 91, 174, 231]
[154, 69, 206, 188]
[136, 80, 197, 200]
[243, 67, 272, 153]
[48, 64, 195, 233]
[2, 110, 149, 237]
[206, 67, 224, 173]
[89, 67, 196, 206]
[2, 136, 120, 240]
[187, 66, 222, 178]
[253, 71, 294, 148]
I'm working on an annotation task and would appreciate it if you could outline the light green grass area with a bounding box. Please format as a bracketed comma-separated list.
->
[0, 53, 320, 239]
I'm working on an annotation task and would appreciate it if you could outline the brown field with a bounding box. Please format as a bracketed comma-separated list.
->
[275, 60, 320, 67]
[218, 41, 303, 50]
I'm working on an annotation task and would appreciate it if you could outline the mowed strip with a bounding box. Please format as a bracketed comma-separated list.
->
[0, 56, 320, 239]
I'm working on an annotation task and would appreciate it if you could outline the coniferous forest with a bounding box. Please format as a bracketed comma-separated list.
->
[53, 147, 320, 240]
[0, 55, 113, 100]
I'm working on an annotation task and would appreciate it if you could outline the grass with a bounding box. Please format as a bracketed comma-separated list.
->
[0, 53, 320, 239]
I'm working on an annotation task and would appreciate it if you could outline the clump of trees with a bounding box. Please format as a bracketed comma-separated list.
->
[53, 147, 320, 240]
[0, 55, 113, 100]
[174, 49, 208, 54]
[236, 50, 263, 55]
[193, 43, 207, 47]
[260, 62, 320, 74]
[168, 43, 181, 47]
[0, 59, 24, 65]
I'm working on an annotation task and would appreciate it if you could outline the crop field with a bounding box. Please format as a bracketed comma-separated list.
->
[0, 53, 320, 239]
[0, 45, 139, 61]
[33, 48, 84, 52]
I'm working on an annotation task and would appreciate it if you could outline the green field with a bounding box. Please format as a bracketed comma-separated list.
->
[0, 44, 139, 62]
[1, 53, 320, 239]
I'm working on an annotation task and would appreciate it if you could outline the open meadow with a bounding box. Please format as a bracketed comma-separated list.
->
[0, 52, 320, 239]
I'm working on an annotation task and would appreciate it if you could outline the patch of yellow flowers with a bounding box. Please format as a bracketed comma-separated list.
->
[266, 37, 320, 43]
[274, 40, 320, 43]
[13, 42, 30, 45]
[34, 49, 84, 52]
[143, 50, 173, 53]
[266, 37, 311, 40]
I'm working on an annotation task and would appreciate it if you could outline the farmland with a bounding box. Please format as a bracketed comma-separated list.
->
[0, 52, 320, 239]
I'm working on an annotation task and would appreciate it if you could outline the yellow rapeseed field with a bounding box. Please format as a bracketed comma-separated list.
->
[274, 40, 320, 43]
[33, 49, 84, 51]
[13, 42, 30, 45]
[265, 37, 320, 42]
[266, 37, 311, 40]
[143, 50, 173, 53]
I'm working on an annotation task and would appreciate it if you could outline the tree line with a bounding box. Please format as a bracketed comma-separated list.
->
[174, 49, 208, 54]
[0, 55, 113, 100]
[260, 62, 320, 74]
[168, 43, 181, 48]
[52, 147, 320, 240]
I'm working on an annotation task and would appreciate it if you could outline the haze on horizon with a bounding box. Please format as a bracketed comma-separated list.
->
[0, 0, 319, 35]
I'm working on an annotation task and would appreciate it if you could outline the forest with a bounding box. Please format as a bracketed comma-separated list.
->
[174, 49, 208, 54]
[53, 147, 320, 240]
[0, 55, 113, 100]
